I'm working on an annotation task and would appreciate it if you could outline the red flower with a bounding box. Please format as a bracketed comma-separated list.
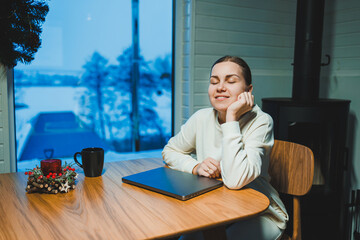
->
[59, 173, 62, 177]
[46, 175, 50, 179]
[25, 172, 28, 175]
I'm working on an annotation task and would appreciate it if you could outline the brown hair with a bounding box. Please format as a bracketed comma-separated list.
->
[211, 55, 252, 86]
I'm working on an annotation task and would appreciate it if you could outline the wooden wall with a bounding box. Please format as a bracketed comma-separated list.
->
[174, 0, 297, 129]
[192, 0, 296, 112]
[0, 66, 15, 173]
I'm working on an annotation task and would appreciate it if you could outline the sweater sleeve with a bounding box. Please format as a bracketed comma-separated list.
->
[220, 115, 274, 189]
[162, 112, 200, 173]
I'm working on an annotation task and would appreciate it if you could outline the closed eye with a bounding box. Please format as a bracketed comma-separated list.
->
[210, 77, 219, 85]
[226, 76, 240, 84]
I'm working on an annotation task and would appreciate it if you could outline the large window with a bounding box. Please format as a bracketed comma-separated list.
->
[14, 0, 172, 171]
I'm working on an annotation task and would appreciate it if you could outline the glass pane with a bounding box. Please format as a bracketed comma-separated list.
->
[14, 0, 172, 172]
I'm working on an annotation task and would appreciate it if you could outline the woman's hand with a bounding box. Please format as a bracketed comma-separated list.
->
[226, 91, 254, 122]
[192, 157, 221, 178]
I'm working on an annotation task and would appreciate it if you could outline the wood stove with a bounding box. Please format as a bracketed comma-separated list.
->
[262, 0, 350, 239]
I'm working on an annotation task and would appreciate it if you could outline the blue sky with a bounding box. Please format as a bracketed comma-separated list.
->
[17, 0, 172, 72]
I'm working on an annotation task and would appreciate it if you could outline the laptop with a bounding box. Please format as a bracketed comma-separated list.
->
[122, 167, 223, 201]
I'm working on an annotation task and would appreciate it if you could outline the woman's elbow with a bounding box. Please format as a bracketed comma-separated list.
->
[222, 177, 247, 190]
[223, 181, 243, 190]
[162, 144, 173, 157]
[222, 168, 261, 190]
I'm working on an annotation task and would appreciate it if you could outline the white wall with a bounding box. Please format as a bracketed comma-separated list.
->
[0, 65, 16, 173]
[174, 0, 195, 131]
[193, 0, 297, 113]
[0, 66, 7, 173]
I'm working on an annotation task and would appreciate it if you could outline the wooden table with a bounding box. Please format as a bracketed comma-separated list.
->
[0, 158, 269, 240]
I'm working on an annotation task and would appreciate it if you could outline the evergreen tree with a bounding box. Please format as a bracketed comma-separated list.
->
[112, 47, 164, 142]
[152, 53, 172, 93]
[0, 0, 49, 67]
[80, 52, 109, 140]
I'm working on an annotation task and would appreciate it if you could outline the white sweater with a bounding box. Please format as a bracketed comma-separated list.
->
[162, 106, 288, 229]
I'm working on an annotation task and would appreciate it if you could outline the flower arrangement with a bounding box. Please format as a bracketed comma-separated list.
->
[25, 162, 78, 194]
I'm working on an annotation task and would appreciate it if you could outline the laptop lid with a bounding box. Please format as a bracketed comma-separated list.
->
[122, 167, 223, 201]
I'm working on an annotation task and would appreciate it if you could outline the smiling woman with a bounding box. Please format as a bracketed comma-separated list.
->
[162, 55, 288, 240]
[208, 57, 254, 124]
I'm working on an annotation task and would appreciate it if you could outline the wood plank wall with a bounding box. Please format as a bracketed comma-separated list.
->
[321, 0, 360, 192]
[174, 0, 194, 130]
[174, 0, 297, 129]
[193, 0, 297, 112]
[0, 66, 11, 173]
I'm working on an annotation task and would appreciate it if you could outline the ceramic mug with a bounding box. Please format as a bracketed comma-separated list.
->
[74, 147, 104, 177]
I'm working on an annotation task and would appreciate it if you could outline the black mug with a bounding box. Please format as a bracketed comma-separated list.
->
[74, 147, 104, 177]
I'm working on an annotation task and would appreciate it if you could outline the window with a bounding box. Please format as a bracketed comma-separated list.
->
[14, 0, 172, 171]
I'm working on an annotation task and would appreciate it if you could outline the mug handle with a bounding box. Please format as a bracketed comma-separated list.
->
[74, 152, 83, 168]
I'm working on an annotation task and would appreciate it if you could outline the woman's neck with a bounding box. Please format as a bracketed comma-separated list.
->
[217, 111, 226, 124]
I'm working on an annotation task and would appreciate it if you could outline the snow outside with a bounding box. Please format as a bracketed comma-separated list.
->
[15, 50, 172, 172]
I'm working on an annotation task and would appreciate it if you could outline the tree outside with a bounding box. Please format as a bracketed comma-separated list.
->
[78, 48, 171, 152]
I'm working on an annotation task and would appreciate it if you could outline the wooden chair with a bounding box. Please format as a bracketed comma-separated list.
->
[269, 140, 314, 240]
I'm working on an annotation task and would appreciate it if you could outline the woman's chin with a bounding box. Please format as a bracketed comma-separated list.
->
[211, 102, 229, 112]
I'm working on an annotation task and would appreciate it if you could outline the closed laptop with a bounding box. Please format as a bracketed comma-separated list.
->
[122, 167, 223, 200]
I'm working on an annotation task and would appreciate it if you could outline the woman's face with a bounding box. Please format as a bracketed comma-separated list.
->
[208, 61, 249, 115]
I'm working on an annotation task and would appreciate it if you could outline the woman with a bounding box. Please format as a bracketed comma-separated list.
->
[162, 56, 288, 240]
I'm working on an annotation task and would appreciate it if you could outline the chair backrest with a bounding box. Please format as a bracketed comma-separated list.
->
[269, 140, 314, 240]
[269, 140, 314, 196]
